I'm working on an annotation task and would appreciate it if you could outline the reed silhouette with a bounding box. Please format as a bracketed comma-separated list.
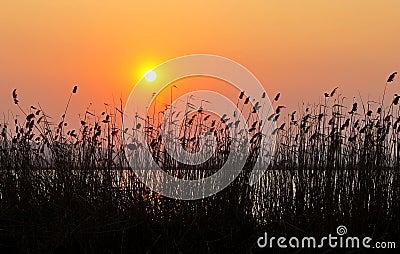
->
[0, 73, 399, 253]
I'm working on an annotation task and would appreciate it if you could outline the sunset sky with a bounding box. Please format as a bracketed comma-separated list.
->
[1, 1, 400, 124]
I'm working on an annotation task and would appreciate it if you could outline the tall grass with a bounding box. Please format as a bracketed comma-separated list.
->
[0, 75, 399, 252]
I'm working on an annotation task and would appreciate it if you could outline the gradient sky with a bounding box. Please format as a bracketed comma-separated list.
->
[1, 1, 400, 124]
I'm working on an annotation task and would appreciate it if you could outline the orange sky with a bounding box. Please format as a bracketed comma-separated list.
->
[1, 1, 400, 125]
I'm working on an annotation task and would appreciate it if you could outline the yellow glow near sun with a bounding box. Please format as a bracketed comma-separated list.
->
[130, 58, 160, 84]
[144, 70, 156, 82]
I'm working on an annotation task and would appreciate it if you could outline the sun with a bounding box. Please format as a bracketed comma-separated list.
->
[144, 70, 156, 82]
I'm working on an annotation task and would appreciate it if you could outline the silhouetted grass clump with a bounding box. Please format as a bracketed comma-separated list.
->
[1, 73, 400, 253]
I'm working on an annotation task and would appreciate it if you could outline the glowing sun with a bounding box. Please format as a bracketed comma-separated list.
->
[144, 70, 156, 82]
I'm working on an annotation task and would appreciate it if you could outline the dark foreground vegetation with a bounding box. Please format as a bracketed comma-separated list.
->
[1, 74, 400, 253]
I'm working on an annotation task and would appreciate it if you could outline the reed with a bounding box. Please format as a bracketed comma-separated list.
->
[0, 74, 399, 252]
